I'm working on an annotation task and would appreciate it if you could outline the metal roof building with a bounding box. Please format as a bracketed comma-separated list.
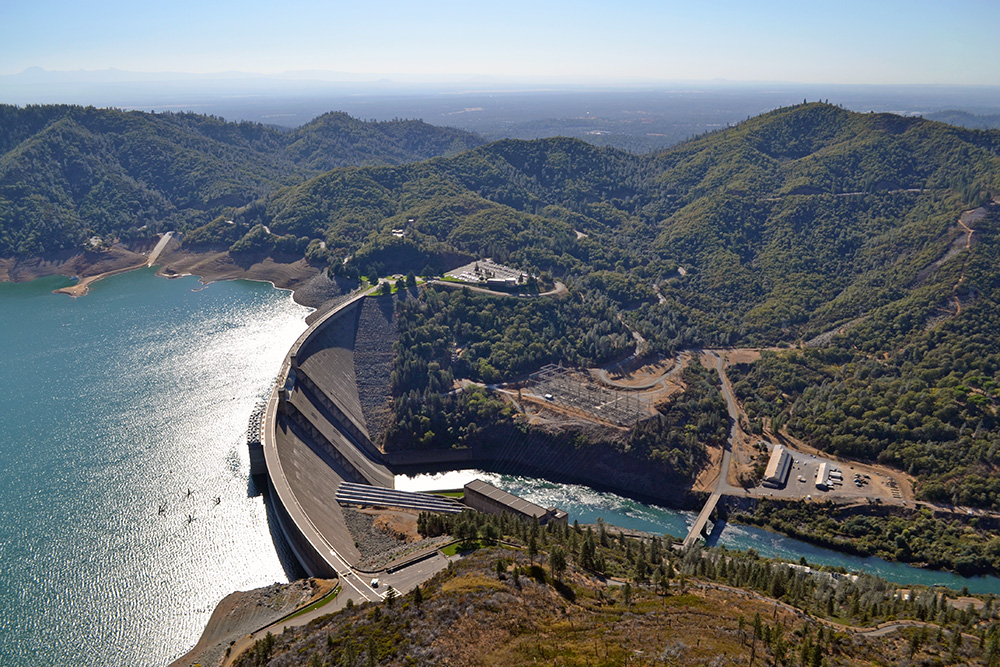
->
[762, 445, 792, 489]
[463, 479, 568, 525]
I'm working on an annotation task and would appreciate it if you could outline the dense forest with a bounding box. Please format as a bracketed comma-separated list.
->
[0, 105, 482, 255]
[190, 103, 1000, 347]
[383, 284, 724, 486]
[728, 206, 1000, 508]
[735, 498, 1000, 576]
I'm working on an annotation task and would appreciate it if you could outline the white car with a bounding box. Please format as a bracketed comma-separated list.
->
[370, 578, 379, 588]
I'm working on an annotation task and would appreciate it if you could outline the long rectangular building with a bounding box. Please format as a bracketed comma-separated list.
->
[762, 445, 792, 488]
[815, 461, 829, 489]
[463, 479, 567, 525]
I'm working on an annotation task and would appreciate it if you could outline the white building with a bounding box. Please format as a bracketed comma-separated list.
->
[815, 461, 829, 489]
[762, 445, 792, 488]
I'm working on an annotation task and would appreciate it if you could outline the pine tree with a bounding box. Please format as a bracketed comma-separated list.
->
[549, 545, 567, 580]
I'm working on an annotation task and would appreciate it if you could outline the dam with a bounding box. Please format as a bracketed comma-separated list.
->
[256, 288, 601, 584]
[256, 291, 392, 577]
[258, 290, 505, 583]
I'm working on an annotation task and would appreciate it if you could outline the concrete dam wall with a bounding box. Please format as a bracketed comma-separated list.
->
[262, 292, 396, 577]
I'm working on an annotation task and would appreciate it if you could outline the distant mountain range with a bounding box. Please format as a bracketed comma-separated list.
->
[926, 109, 1000, 131]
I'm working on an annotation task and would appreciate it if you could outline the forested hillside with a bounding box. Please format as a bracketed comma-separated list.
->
[200, 103, 999, 342]
[210, 102, 1000, 505]
[233, 513, 1000, 666]
[0, 104, 483, 255]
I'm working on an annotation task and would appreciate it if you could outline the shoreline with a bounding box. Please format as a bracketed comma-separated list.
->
[0, 243, 343, 309]
[52, 259, 151, 297]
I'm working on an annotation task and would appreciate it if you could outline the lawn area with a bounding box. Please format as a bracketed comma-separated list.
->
[430, 491, 463, 498]
[441, 541, 482, 557]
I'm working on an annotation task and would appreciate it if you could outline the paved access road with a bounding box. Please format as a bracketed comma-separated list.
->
[710, 351, 742, 497]
[147, 231, 174, 266]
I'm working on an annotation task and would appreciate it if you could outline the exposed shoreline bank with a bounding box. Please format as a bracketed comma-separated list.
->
[0, 242, 344, 308]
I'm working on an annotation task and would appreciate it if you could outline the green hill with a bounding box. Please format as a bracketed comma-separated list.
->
[214, 104, 999, 342]
[5, 101, 1000, 509]
[0, 104, 483, 255]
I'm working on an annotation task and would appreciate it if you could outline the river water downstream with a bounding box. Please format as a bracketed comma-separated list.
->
[397, 470, 1000, 595]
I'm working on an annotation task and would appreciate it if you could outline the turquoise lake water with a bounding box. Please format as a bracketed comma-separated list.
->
[4, 269, 1000, 666]
[0, 270, 311, 666]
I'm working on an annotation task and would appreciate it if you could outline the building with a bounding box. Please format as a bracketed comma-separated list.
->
[486, 276, 519, 291]
[463, 479, 568, 525]
[762, 445, 792, 488]
[815, 461, 829, 489]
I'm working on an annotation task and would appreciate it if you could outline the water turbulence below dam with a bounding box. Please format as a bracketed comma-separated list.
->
[397, 470, 1000, 595]
[0, 269, 311, 666]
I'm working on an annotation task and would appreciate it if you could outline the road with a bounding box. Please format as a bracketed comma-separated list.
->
[590, 347, 689, 393]
[710, 351, 742, 496]
[428, 279, 567, 298]
[683, 352, 741, 547]
[146, 231, 174, 266]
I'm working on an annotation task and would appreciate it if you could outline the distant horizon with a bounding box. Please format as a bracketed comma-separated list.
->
[5, 69, 1000, 145]
[5, 65, 1000, 90]
[3, 1, 997, 87]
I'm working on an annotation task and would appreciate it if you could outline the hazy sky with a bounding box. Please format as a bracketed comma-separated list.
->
[1, 0, 997, 85]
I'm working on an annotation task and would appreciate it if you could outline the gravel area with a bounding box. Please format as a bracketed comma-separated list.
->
[353, 294, 399, 446]
[292, 272, 351, 308]
[342, 507, 409, 570]
[341, 507, 449, 571]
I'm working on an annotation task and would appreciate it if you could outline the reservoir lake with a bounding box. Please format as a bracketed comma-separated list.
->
[0, 269, 311, 666]
[3, 269, 1000, 665]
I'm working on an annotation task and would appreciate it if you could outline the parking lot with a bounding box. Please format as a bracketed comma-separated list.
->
[756, 449, 901, 502]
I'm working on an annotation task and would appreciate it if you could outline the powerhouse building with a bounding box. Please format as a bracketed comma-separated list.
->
[463, 479, 568, 525]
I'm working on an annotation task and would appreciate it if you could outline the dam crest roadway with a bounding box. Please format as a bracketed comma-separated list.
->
[260, 289, 447, 605]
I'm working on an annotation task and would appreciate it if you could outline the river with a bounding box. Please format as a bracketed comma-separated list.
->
[397, 470, 1000, 595]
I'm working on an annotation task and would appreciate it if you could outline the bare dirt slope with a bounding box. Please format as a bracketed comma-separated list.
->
[156, 248, 320, 296]
[170, 578, 335, 667]
[0, 245, 151, 289]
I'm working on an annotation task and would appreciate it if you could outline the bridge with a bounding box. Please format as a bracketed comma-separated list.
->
[682, 491, 721, 550]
